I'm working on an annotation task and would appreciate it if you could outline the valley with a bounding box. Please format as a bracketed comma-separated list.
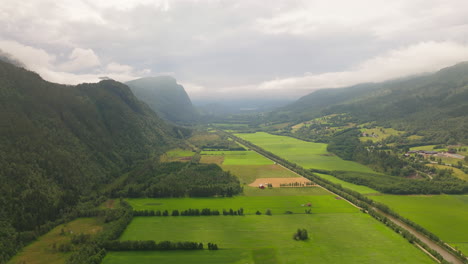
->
[2, 55, 468, 264]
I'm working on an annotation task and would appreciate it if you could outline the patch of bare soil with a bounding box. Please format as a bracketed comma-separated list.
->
[248, 177, 313, 187]
[200, 155, 224, 165]
[103, 199, 115, 209]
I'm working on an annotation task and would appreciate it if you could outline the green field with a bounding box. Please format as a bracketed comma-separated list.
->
[200, 149, 299, 184]
[8, 218, 103, 264]
[242, 186, 329, 196]
[372, 195, 468, 254]
[223, 164, 300, 185]
[161, 148, 195, 162]
[409, 145, 448, 152]
[114, 195, 433, 264]
[315, 173, 380, 194]
[359, 127, 403, 142]
[126, 194, 357, 214]
[201, 150, 273, 165]
[427, 164, 468, 181]
[236, 132, 374, 173]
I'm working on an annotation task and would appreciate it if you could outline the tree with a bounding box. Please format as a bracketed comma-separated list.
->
[293, 228, 308, 241]
[265, 209, 272, 215]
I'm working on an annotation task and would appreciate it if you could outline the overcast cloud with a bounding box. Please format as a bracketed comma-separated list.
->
[1, 0, 468, 100]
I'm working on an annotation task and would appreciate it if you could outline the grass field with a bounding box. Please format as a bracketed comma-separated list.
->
[224, 164, 299, 185]
[371, 195, 468, 254]
[126, 194, 357, 214]
[242, 186, 329, 196]
[427, 164, 468, 181]
[115, 196, 433, 264]
[409, 145, 448, 152]
[235, 132, 374, 173]
[8, 218, 102, 264]
[359, 127, 403, 142]
[201, 150, 273, 165]
[315, 173, 380, 194]
[160, 148, 195, 162]
[200, 149, 298, 184]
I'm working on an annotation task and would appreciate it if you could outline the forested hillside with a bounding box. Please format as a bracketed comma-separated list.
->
[126, 76, 198, 124]
[0, 60, 183, 262]
[275, 62, 468, 144]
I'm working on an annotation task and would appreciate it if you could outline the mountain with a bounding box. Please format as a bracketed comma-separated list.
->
[0, 59, 182, 255]
[126, 76, 198, 124]
[277, 62, 468, 143]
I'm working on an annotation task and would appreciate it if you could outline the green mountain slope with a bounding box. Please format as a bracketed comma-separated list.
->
[126, 76, 198, 123]
[0, 60, 179, 246]
[280, 62, 468, 143]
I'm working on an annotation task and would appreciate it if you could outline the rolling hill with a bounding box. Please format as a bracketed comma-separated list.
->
[276, 62, 468, 143]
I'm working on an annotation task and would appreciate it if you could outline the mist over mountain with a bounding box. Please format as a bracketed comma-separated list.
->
[126, 76, 198, 124]
[275, 62, 468, 143]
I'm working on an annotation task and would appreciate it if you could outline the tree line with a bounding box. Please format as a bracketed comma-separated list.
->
[133, 208, 244, 216]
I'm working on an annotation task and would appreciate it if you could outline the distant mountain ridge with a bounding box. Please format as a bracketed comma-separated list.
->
[276, 62, 468, 143]
[126, 76, 198, 123]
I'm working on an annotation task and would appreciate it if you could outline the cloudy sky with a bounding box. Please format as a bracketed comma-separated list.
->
[2, 0, 468, 100]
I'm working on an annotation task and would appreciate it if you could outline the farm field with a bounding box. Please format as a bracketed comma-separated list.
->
[359, 127, 404, 142]
[314, 173, 380, 194]
[160, 148, 195, 162]
[200, 150, 273, 165]
[427, 164, 468, 181]
[8, 218, 103, 264]
[115, 205, 433, 264]
[235, 132, 374, 173]
[126, 194, 357, 214]
[242, 186, 329, 196]
[200, 149, 298, 184]
[102, 250, 250, 264]
[371, 195, 468, 254]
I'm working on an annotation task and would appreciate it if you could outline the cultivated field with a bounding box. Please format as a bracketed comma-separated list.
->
[372, 195, 468, 254]
[126, 194, 356, 214]
[160, 148, 195, 162]
[314, 173, 380, 194]
[359, 127, 404, 142]
[114, 195, 433, 264]
[427, 164, 468, 181]
[8, 218, 103, 264]
[235, 132, 374, 173]
[200, 149, 299, 184]
[200, 150, 273, 165]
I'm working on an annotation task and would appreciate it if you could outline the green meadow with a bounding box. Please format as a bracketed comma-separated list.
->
[201, 150, 273, 165]
[126, 194, 357, 214]
[235, 132, 374, 173]
[372, 195, 468, 254]
[113, 196, 433, 264]
[8, 218, 103, 264]
[315, 173, 379, 194]
[223, 164, 300, 185]
[200, 149, 299, 184]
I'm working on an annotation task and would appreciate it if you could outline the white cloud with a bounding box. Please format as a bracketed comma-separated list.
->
[58, 48, 101, 71]
[0, 40, 147, 85]
[105, 62, 133, 73]
[187, 41, 468, 99]
[254, 41, 468, 94]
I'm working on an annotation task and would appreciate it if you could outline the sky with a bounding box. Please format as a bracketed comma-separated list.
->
[2, 0, 468, 100]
